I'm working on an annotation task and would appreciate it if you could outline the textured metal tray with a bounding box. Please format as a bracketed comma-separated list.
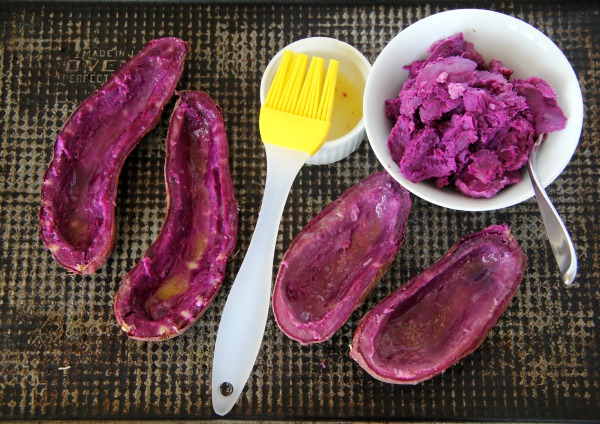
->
[0, 1, 598, 421]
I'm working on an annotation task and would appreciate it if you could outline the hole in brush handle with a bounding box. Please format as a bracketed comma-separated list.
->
[219, 382, 234, 397]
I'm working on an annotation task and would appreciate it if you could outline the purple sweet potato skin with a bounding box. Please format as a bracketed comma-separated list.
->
[113, 91, 238, 341]
[40, 38, 188, 274]
[350, 224, 526, 384]
[272, 172, 412, 345]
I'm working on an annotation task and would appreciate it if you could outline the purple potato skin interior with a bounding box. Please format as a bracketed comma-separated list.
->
[350, 224, 526, 384]
[114, 91, 238, 341]
[272, 172, 412, 345]
[40, 38, 188, 274]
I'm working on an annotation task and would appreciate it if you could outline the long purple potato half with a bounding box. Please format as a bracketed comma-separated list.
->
[273, 172, 412, 345]
[114, 91, 238, 341]
[350, 224, 526, 384]
[40, 38, 188, 274]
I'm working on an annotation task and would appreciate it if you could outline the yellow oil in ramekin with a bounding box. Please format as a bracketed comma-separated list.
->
[327, 72, 364, 141]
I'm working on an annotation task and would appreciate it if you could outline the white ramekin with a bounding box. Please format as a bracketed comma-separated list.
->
[260, 37, 371, 165]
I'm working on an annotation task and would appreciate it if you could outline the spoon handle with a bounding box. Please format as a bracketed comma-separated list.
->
[527, 137, 577, 286]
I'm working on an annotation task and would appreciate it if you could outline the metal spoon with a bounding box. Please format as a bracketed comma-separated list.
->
[527, 134, 577, 286]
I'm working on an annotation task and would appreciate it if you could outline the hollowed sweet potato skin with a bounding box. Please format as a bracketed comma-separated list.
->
[273, 172, 412, 345]
[113, 91, 238, 341]
[350, 224, 526, 384]
[40, 38, 188, 274]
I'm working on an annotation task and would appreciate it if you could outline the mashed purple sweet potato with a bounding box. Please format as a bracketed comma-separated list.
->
[386, 33, 567, 198]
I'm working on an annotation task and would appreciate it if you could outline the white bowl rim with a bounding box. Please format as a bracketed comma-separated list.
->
[364, 8, 584, 211]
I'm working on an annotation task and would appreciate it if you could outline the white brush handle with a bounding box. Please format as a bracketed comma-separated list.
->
[211, 144, 309, 416]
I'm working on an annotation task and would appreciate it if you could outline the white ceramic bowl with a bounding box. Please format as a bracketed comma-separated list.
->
[261, 37, 371, 165]
[364, 9, 584, 211]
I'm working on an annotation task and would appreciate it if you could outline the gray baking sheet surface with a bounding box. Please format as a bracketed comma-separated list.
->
[0, 1, 598, 421]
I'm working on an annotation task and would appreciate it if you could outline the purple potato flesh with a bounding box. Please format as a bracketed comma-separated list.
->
[350, 224, 526, 384]
[114, 91, 238, 341]
[386, 33, 567, 198]
[40, 38, 188, 274]
[272, 172, 412, 345]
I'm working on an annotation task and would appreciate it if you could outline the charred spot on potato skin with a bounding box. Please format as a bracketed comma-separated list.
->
[350, 224, 526, 384]
[40, 38, 189, 274]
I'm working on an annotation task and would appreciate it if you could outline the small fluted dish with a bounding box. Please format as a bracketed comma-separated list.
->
[261, 37, 371, 165]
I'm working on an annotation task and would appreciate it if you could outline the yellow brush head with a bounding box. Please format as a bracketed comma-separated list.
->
[260, 50, 339, 155]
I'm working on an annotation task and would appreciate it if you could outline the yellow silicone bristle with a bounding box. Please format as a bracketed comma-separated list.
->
[265, 50, 293, 108]
[279, 53, 308, 113]
[265, 50, 338, 122]
[317, 59, 339, 121]
[307, 61, 324, 118]
[259, 50, 338, 156]
[259, 51, 339, 155]
[294, 57, 324, 117]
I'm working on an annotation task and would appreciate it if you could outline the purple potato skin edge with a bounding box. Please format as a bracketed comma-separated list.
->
[350, 224, 526, 384]
[114, 91, 238, 341]
[272, 172, 412, 345]
[40, 38, 188, 274]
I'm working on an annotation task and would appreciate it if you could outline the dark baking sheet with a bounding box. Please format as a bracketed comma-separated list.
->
[0, 1, 598, 421]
